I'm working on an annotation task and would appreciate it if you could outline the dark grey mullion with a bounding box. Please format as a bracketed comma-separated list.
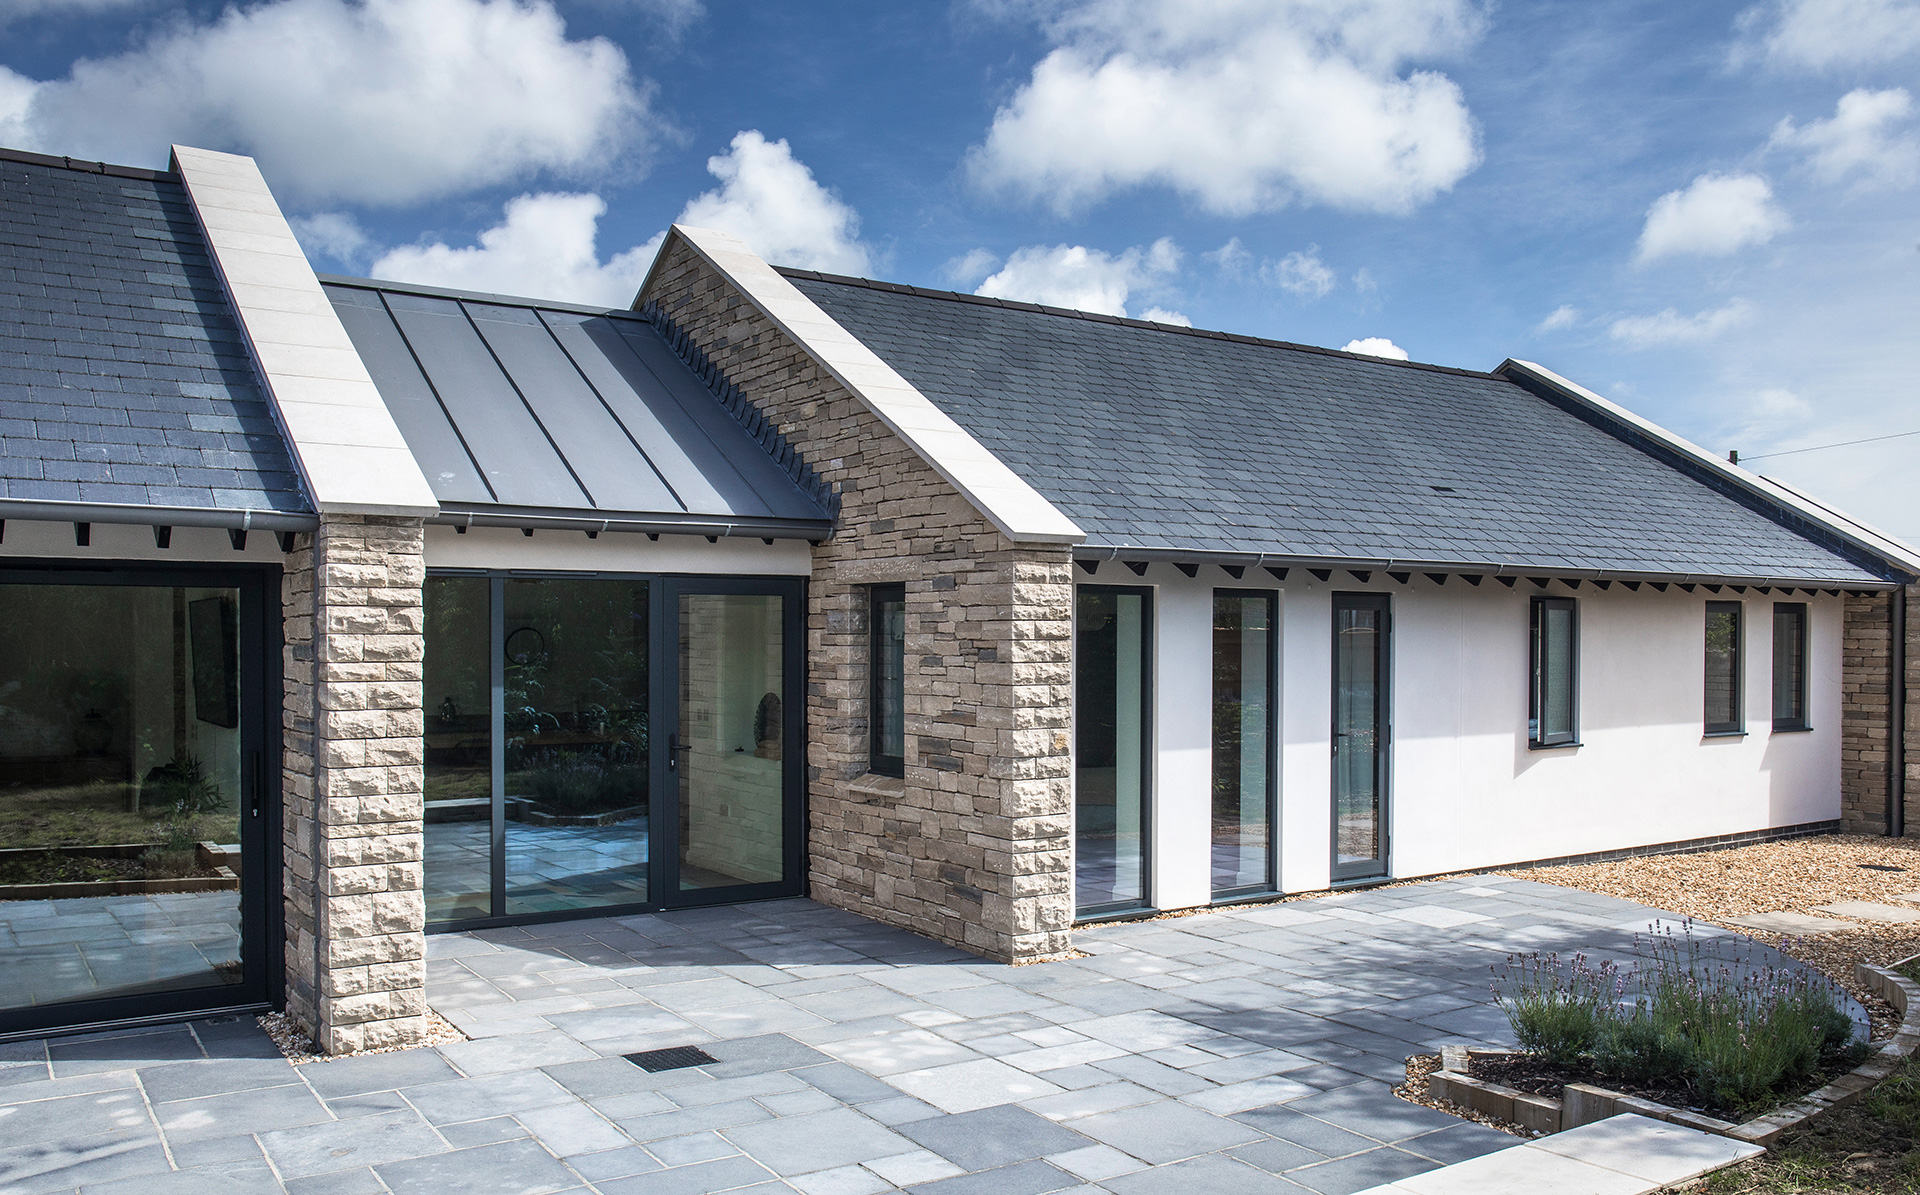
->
[490, 575, 507, 920]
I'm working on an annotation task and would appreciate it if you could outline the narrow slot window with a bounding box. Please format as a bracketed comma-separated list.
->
[1772, 602, 1809, 732]
[1212, 590, 1276, 895]
[1705, 601, 1744, 735]
[1530, 596, 1578, 747]
[869, 584, 906, 777]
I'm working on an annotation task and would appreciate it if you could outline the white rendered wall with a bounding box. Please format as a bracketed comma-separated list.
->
[1103, 563, 1845, 912]
[423, 525, 812, 575]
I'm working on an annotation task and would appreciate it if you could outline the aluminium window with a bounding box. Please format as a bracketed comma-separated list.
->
[1705, 601, 1744, 735]
[1773, 602, 1810, 732]
[1530, 596, 1578, 747]
[869, 584, 906, 777]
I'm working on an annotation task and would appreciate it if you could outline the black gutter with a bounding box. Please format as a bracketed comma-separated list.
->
[429, 505, 831, 541]
[0, 499, 316, 533]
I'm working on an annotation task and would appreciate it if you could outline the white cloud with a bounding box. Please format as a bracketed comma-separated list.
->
[1352, 267, 1378, 294]
[1205, 237, 1252, 275]
[290, 212, 376, 270]
[1537, 304, 1580, 332]
[1266, 246, 1336, 297]
[1636, 174, 1788, 263]
[944, 248, 1002, 285]
[677, 131, 871, 274]
[1609, 300, 1757, 347]
[1342, 337, 1409, 359]
[371, 193, 664, 306]
[1733, 0, 1920, 71]
[1771, 88, 1919, 188]
[1136, 307, 1192, 326]
[0, 0, 648, 206]
[967, 0, 1485, 216]
[974, 237, 1181, 317]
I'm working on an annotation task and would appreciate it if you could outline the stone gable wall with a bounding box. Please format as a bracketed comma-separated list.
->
[642, 240, 1075, 961]
[282, 514, 429, 1052]
[1842, 585, 1919, 836]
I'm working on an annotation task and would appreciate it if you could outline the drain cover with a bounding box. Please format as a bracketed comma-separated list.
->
[1861, 863, 1908, 872]
[624, 1045, 719, 1072]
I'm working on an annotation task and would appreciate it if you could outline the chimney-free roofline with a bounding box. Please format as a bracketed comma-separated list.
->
[428, 505, 831, 540]
[1498, 360, 1920, 584]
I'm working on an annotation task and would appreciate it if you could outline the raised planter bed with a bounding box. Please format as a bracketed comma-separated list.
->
[520, 805, 647, 828]
[1425, 961, 1920, 1146]
[0, 841, 239, 900]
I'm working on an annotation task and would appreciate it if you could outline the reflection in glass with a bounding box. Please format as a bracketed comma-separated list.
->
[678, 593, 785, 890]
[1772, 603, 1807, 731]
[1212, 592, 1273, 895]
[1705, 601, 1743, 734]
[0, 583, 244, 1011]
[1333, 595, 1388, 876]
[1531, 597, 1577, 747]
[869, 585, 906, 777]
[1076, 587, 1150, 913]
[504, 579, 650, 914]
[423, 577, 492, 923]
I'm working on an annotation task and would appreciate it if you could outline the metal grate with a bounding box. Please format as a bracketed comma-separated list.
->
[623, 1045, 719, 1073]
[1861, 863, 1908, 872]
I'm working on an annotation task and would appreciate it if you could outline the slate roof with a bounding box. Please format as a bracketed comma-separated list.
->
[784, 271, 1892, 585]
[323, 278, 833, 535]
[0, 150, 308, 517]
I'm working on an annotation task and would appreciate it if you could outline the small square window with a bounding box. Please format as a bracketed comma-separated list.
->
[869, 584, 905, 777]
[1530, 596, 1577, 747]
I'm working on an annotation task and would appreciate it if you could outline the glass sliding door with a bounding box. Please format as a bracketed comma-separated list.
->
[502, 578, 650, 915]
[422, 570, 802, 928]
[423, 577, 492, 922]
[663, 579, 804, 904]
[0, 568, 273, 1036]
[1212, 590, 1276, 896]
[1332, 593, 1390, 881]
[1075, 586, 1152, 916]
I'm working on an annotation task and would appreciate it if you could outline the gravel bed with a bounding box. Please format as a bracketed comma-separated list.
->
[259, 1009, 465, 1064]
[1502, 833, 1920, 1036]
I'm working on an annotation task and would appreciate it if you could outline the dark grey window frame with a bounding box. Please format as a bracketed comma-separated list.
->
[1529, 596, 1579, 749]
[1772, 602, 1811, 733]
[1705, 600, 1745, 736]
[868, 583, 906, 778]
[1330, 591, 1391, 884]
[1074, 584, 1156, 920]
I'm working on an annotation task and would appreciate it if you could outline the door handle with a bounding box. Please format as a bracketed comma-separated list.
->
[667, 733, 692, 771]
[248, 750, 263, 818]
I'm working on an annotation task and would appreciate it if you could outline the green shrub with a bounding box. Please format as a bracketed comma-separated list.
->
[1492, 952, 1615, 1066]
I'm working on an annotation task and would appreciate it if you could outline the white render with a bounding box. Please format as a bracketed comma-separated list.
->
[653, 225, 1085, 547]
[171, 145, 437, 519]
[1127, 563, 1844, 910]
[423, 524, 812, 575]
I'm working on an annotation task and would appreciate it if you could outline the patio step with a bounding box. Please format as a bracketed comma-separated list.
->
[1353, 1113, 1762, 1194]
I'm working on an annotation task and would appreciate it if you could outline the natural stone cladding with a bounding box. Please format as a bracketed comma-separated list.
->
[643, 237, 1076, 963]
[282, 514, 429, 1052]
[1842, 586, 1920, 836]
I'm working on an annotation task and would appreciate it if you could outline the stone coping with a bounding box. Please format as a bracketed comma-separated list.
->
[1426, 960, 1920, 1147]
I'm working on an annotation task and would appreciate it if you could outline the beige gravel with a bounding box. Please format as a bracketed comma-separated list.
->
[259, 1009, 465, 1064]
[1501, 834, 1920, 1032]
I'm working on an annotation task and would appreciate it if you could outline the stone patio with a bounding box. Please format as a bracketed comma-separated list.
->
[0, 875, 1831, 1194]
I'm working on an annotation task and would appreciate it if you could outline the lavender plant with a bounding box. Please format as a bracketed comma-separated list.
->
[1492, 920, 1865, 1111]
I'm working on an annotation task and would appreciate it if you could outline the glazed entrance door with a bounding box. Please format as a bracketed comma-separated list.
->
[659, 578, 805, 906]
[0, 566, 276, 1038]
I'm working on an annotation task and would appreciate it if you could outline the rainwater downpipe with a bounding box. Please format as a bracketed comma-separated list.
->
[1893, 585, 1908, 839]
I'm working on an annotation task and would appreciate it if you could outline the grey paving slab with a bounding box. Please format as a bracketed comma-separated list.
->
[374, 1138, 579, 1195]
[897, 1104, 1095, 1170]
[594, 1153, 778, 1194]
[299, 1047, 461, 1097]
[1067, 1100, 1264, 1164]
[1103, 1152, 1311, 1193]
[722, 1107, 917, 1174]
[1287, 1146, 1442, 1194]
[258, 1109, 451, 1179]
[904, 1159, 1081, 1195]
[154, 1082, 333, 1144]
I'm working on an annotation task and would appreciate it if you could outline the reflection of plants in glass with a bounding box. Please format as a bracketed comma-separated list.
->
[518, 749, 645, 815]
[143, 756, 225, 850]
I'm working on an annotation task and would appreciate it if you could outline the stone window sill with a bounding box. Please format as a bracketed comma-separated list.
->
[847, 774, 906, 802]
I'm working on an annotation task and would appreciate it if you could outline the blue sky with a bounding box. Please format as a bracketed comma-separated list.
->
[4, 0, 1918, 538]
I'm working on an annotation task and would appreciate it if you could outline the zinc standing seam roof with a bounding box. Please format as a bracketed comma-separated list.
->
[784, 272, 1891, 585]
[322, 280, 831, 534]
[0, 153, 308, 516]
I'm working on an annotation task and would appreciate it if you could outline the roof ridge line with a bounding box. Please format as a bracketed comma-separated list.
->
[774, 265, 1501, 381]
[317, 273, 650, 320]
[0, 145, 174, 181]
[638, 298, 841, 521]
